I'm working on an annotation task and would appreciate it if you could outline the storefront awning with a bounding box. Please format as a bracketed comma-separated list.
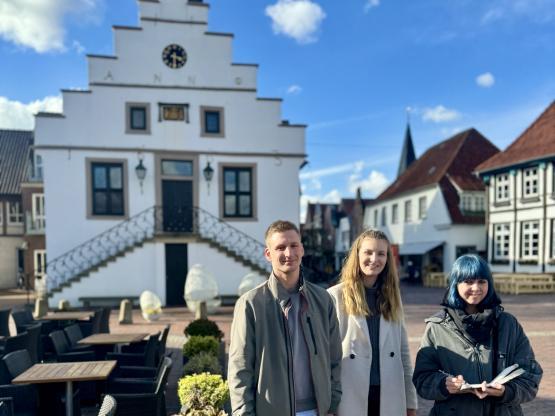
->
[398, 241, 444, 256]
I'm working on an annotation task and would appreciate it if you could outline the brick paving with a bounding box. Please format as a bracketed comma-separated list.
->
[2, 284, 554, 415]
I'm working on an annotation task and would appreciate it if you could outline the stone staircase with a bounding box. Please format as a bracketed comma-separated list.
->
[44, 206, 270, 298]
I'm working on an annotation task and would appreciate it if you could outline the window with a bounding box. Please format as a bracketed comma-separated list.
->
[461, 194, 473, 212]
[552, 220, 555, 259]
[381, 207, 387, 226]
[32, 193, 46, 230]
[158, 103, 189, 122]
[418, 196, 427, 219]
[521, 221, 539, 259]
[475, 195, 484, 212]
[493, 223, 510, 260]
[91, 163, 125, 216]
[404, 200, 412, 223]
[0, 202, 3, 225]
[523, 167, 539, 198]
[223, 167, 253, 218]
[495, 173, 510, 202]
[374, 210, 378, 227]
[34, 153, 43, 180]
[392, 204, 398, 224]
[201, 106, 225, 137]
[8, 201, 23, 224]
[161, 160, 193, 176]
[34, 250, 46, 279]
[125, 103, 150, 134]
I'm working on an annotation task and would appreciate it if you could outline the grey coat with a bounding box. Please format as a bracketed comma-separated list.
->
[413, 307, 542, 416]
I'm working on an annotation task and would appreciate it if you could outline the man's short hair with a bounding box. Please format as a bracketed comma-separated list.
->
[264, 220, 300, 242]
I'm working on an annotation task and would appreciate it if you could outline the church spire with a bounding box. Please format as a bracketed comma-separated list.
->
[397, 111, 416, 178]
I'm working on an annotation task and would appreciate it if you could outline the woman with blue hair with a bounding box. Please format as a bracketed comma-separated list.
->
[413, 254, 542, 415]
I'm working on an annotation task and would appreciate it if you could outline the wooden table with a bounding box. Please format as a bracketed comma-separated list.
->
[37, 311, 94, 321]
[78, 333, 148, 345]
[12, 360, 116, 416]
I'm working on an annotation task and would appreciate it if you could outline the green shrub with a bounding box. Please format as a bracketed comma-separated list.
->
[178, 372, 229, 416]
[183, 335, 219, 359]
[183, 351, 222, 376]
[184, 319, 224, 341]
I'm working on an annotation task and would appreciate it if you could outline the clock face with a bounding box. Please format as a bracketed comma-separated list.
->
[162, 44, 187, 69]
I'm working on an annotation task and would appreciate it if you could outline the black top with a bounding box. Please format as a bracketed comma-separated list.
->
[365, 286, 381, 386]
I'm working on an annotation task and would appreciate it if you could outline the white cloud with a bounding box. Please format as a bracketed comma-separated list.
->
[476, 72, 495, 88]
[300, 160, 364, 180]
[0, 0, 100, 53]
[0, 95, 62, 129]
[265, 0, 326, 44]
[422, 105, 462, 123]
[287, 84, 302, 95]
[364, 0, 380, 13]
[348, 169, 389, 195]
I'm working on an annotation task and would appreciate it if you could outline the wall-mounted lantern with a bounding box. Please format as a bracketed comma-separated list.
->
[135, 158, 147, 193]
[203, 161, 214, 194]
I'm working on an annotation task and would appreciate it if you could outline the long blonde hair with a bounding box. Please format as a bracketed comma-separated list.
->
[339, 229, 403, 321]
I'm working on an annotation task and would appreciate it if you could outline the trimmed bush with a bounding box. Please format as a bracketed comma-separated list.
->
[178, 372, 229, 416]
[183, 351, 222, 376]
[184, 319, 224, 341]
[183, 335, 219, 359]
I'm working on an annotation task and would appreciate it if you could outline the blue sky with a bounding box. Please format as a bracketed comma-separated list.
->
[1, 0, 554, 221]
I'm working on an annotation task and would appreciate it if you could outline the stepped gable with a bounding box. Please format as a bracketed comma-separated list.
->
[0, 129, 33, 195]
[377, 128, 499, 224]
[476, 100, 555, 173]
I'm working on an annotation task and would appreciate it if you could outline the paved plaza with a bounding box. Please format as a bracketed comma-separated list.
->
[2, 282, 554, 415]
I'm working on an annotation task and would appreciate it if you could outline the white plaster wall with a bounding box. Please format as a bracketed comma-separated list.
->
[139, 1, 209, 26]
[0, 237, 22, 289]
[188, 243, 266, 296]
[443, 225, 486, 271]
[50, 242, 165, 307]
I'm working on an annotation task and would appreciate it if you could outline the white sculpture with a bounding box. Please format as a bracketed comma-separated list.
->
[185, 264, 221, 314]
[140, 290, 162, 321]
[238, 273, 266, 296]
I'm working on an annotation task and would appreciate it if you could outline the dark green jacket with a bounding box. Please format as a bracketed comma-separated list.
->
[228, 273, 342, 416]
[413, 307, 542, 416]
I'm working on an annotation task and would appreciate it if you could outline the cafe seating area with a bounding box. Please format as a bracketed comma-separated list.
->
[0, 306, 172, 415]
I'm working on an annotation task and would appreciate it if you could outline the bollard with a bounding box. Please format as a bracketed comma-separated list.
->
[58, 300, 70, 311]
[119, 299, 133, 324]
[195, 301, 208, 320]
[34, 298, 48, 318]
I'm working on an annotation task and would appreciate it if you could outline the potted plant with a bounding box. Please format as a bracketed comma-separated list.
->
[177, 372, 229, 416]
[184, 320, 225, 368]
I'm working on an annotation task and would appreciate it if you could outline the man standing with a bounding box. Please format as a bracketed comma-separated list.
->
[228, 220, 341, 416]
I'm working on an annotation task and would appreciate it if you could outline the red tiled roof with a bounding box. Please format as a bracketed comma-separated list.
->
[378, 128, 499, 201]
[0, 129, 33, 195]
[476, 101, 555, 173]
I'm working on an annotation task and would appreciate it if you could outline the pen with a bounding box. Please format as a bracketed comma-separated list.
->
[438, 369, 453, 378]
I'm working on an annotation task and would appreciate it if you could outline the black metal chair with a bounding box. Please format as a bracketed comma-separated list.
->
[121, 325, 170, 365]
[106, 357, 172, 416]
[97, 394, 116, 416]
[98, 308, 111, 334]
[0, 310, 10, 338]
[63, 324, 93, 353]
[106, 333, 159, 367]
[49, 331, 95, 362]
[78, 310, 102, 337]
[22, 325, 41, 364]
[0, 333, 29, 358]
[0, 397, 14, 416]
[0, 350, 38, 416]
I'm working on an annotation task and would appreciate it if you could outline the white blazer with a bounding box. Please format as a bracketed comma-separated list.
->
[328, 283, 417, 416]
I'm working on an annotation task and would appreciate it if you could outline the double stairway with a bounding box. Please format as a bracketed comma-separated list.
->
[44, 206, 270, 298]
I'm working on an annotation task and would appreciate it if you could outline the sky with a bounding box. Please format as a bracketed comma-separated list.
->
[0, 0, 554, 222]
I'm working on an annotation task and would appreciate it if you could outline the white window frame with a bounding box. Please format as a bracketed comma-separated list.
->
[391, 204, 398, 224]
[523, 167, 539, 198]
[521, 221, 539, 260]
[475, 195, 484, 212]
[495, 173, 510, 202]
[374, 210, 378, 227]
[34, 250, 47, 279]
[8, 201, 23, 224]
[381, 206, 387, 226]
[418, 196, 427, 220]
[32, 193, 46, 230]
[461, 194, 473, 212]
[404, 200, 412, 223]
[493, 223, 510, 260]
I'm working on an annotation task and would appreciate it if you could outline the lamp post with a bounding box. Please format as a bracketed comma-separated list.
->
[203, 161, 214, 194]
[135, 158, 147, 193]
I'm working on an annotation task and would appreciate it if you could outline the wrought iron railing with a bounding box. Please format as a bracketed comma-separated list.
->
[44, 205, 270, 295]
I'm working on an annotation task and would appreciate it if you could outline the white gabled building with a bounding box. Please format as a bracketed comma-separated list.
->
[476, 101, 555, 274]
[363, 128, 499, 279]
[34, 0, 306, 306]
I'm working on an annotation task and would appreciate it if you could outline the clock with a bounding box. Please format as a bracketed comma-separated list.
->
[162, 44, 187, 69]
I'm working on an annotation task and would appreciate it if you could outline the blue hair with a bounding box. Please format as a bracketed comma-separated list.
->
[445, 254, 498, 310]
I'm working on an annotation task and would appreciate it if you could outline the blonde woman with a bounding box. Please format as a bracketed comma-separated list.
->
[328, 229, 417, 416]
